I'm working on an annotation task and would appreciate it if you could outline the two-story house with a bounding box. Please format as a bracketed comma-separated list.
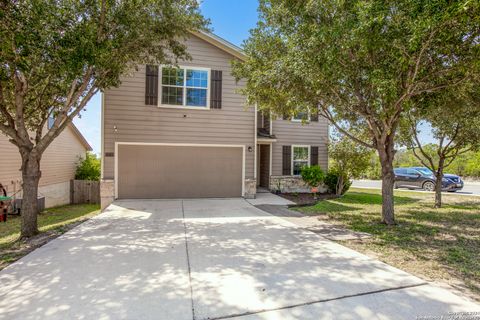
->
[100, 32, 328, 209]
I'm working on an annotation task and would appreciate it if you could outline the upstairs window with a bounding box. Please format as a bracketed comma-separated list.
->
[47, 116, 55, 129]
[291, 111, 310, 122]
[47, 108, 55, 129]
[160, 66, 210, 108]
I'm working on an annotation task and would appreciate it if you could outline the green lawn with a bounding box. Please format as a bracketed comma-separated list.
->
[0, 204, 100, 268]
[298, 187, 480, 299]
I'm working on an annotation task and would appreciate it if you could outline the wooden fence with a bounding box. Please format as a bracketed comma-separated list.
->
[71, 180, 100, 204]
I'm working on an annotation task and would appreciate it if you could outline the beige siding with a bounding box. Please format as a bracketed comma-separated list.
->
[103, 35, 255, 180]
[0, 126, 88, 196]
[271, 117, 329, 175]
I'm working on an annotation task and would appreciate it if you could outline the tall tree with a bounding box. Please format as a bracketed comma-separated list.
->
[0, 0, 207, 238]
[401, 86, 480, 207]
[232, 0, 480, 224]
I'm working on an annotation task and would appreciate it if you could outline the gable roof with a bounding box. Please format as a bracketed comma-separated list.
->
[189, 31, 246, 61]
[69, 123, 93, 151]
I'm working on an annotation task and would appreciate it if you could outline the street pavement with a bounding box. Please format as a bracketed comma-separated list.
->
[352, 180, 480, 196]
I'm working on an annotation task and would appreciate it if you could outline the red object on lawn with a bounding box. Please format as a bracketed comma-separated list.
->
[0, 213, 6, 222]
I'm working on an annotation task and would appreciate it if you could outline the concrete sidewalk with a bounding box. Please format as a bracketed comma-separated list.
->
[0, 198, 478, 319]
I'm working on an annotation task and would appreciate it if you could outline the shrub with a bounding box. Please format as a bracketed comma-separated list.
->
[325, 170, 351, 195]
[301, 165, 325, 190]
[75, 153, 101, 181]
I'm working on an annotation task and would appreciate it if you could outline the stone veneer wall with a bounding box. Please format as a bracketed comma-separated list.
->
[269, 176, 328, 194]
[100, 180, 115, 211]
[244, 179, 256, 199]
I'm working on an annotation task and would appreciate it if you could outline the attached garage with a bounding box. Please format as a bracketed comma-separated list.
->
[116, 143, 244, 199]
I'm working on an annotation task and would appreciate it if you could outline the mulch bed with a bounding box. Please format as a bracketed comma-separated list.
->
[278, 192, 339, 206]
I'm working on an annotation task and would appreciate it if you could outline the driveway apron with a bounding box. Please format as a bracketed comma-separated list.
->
[0, 200, 193, 320]
[0, 198, 478, 320]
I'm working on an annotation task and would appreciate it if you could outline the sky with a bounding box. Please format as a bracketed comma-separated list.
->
[74, 0, 434, 154]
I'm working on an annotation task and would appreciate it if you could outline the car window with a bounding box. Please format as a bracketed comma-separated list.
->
[406, 169, 419, 176]
[416, 168, 433, 175]
[395, 168, 406, 174]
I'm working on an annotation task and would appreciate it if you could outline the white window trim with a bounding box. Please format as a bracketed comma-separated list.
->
[291, 111, 311, 123]
[158, 65, 211, 110]
[291, 145, 311, 176]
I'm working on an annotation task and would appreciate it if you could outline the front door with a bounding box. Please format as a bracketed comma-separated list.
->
[259, 145, 270, 188]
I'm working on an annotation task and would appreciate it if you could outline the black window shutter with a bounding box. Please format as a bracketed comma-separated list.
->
[310, 146, 319, 166]
[210, 70, 222, 109]
[263, 112, 270, 130]
[311, 107, 319, 122]
[282, 146, 292, 175]
[145, 65, 158, 105]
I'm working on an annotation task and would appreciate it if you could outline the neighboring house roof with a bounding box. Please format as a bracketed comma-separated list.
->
[69, 123, 92, 151]
[190, 31, 246, 61]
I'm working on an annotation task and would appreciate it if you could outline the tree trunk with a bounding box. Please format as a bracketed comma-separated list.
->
[20, 151, 42, 238]
[434, 158, 445, 208]
[378, 138, 396, 225]
[337, 174, 344, 196]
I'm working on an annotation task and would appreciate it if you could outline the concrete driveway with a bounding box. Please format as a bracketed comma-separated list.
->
[0, 198, 478, 320]
[353, 179, 480, 196]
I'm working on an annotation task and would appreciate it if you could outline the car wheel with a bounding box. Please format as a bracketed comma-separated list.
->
[423, 181, 435, 192]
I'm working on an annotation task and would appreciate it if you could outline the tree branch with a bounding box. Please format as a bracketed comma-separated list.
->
[320, 108, 375, 149]
[97, 0, 107, 41]
[0, 82, 16, 130]
[13, 70, 31, 146]
[409, 118, 436, 170]
[411, 76, 468, 96]
[36, 85, 99, 153]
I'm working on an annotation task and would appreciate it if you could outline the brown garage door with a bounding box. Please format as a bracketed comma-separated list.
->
[117, 144, 243, 199]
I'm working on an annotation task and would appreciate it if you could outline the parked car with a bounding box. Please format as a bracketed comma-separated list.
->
[393, 167, 464, 192]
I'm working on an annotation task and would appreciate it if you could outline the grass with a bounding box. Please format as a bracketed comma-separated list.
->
[0, 204, 100, 269]
[298, 187, 480, 300]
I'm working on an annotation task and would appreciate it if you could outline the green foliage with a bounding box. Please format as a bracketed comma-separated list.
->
[0, 1, 208, 236]
[363, 153, 383, 180]
[397, 84, 480, 199]
[300, 165, 325, 189]
[456, 152, 480, 177]
[232, 0, 480, 221]
[329, 135, 372, 179]
[0, 0, 208, 145]
[232, 0, 480, 133]
[325, 170, 351, 195]
[391, 148, 480, 178]
[75, 153, 101, 181]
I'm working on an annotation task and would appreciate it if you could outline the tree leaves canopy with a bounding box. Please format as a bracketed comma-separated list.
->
[232, 0, 480, 148]
[0, 0, 208, 152]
